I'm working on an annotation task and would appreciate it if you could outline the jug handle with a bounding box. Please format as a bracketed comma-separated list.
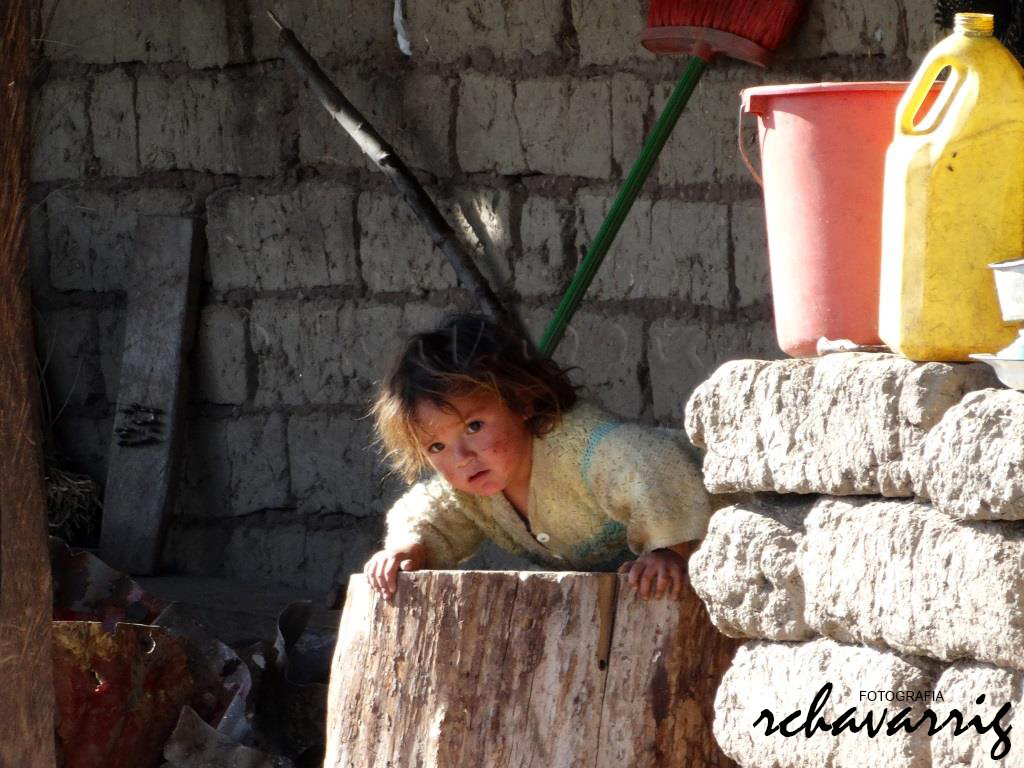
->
[899, 55, 965, 136]
[737, 102, 763, 187]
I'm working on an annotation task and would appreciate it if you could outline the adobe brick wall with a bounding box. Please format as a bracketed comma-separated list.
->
[30, 0, 937, 589]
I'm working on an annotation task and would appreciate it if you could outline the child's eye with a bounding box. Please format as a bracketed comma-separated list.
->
[466, 420, 483, 434]
[428, 442, 444, 454]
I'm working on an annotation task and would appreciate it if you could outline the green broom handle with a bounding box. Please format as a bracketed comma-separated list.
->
[539, 55, 708, 357]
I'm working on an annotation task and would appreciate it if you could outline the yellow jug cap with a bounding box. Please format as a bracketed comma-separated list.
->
[955, 12, 995, 36]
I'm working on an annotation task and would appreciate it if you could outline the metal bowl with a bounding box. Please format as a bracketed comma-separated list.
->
[989, 258, 1024, 323]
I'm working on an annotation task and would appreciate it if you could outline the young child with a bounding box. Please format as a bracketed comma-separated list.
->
[364, 314, 712, 601]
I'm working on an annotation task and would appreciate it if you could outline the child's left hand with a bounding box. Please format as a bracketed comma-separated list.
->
[617, 542, 695, 601]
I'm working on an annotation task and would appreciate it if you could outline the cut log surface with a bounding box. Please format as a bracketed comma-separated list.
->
[325, 571, 739, 768]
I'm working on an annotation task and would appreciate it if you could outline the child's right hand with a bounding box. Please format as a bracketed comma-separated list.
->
[363, 542, 426, 601]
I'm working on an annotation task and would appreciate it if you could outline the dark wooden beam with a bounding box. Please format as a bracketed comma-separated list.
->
[0, 1, 58, 765]
[101, 216, 200, 574]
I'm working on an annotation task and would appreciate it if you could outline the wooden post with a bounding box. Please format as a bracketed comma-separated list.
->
[100, 216, 200, 574]
[0, 0, 58, 765]
[325, 571, 739, 768]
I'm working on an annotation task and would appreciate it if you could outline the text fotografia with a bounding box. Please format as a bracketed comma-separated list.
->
[754, 684, 1013, 760]
[861, 690, 944, 703]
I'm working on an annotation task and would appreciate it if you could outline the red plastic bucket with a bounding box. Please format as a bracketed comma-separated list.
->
[740, 82, 938, 357]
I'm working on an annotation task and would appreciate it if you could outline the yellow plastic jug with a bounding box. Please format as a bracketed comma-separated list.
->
[880, 12, 1024, 361]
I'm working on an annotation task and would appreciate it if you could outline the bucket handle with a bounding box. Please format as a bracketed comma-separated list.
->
[737, 102, 763, 187]
[900, 55, 965, 136]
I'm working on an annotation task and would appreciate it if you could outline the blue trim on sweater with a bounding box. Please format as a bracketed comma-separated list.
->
[572, 519, 628, 560]
[580, 420, 624, 491]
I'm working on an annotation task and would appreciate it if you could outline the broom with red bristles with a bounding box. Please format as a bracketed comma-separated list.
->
[646, 0, 809, 61]
[540, 0, 808, 355]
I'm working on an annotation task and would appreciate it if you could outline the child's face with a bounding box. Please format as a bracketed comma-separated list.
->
[413, 391, 533, 497]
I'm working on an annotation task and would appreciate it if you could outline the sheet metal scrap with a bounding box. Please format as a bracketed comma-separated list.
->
[163, 706, 294, 768]
[154, 603, 253, 742]
[50, 537, 168, 627]
[53, 621, 193, 768]
[256, 601, 335, 766]
[49, 539, 329, 767]
[50, 541, 264, 765]
[159, 603, 333, 768]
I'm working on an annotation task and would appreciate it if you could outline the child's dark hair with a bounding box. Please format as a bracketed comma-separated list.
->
[372, 313, 579, 482]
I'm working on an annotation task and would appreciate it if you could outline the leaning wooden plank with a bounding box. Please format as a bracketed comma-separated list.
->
[0, 1, 58, 765]
[324, 571, 737, 768]
[100, 216, 200, 574]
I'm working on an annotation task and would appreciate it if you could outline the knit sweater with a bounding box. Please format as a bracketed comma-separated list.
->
[382, 401, 712, 571]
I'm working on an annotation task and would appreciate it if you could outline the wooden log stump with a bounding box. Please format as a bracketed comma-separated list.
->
[325, 571, 739, 768]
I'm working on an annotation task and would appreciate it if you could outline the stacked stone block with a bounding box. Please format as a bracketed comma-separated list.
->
[32, 0, 936, 589]
[687, 353, 1024, 767]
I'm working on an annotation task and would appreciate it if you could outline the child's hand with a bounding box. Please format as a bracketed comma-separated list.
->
[617, 544, 693, 601]
[364, 542, 426, 601]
